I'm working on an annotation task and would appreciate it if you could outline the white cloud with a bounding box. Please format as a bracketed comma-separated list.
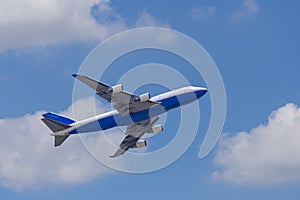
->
[213, 103, 300, 186]
[0, 0, 126, 51]
[0, 0, 125, 51]
[231, 0, 259, 20]
[0, 97, 118, 191]
[191, 5, 216, 20]
[0, 1, 169, 52]
[135, 11, 169, 27]
[0, 0, 125, 50]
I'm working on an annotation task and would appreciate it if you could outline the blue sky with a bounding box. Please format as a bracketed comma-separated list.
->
[1, 0, 300, 199]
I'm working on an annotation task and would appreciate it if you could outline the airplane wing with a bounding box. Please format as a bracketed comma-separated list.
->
[110, 117, 162, 158]
[72, 74, 159, 116]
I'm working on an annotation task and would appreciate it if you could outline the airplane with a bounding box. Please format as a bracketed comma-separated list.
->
[41, 74, 208, 157]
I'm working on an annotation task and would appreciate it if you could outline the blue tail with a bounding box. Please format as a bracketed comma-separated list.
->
[41, 112, 76, 146]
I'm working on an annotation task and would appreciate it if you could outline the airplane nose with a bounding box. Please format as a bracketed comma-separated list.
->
[193, 87, 208, 98]
[201, 87, 208, 92]
[200, 87, 208, 95]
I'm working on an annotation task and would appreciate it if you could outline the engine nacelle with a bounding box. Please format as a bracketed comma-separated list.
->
[150, 125, 163, 133]
[137, 93, 150, 102]
[132, 140, 147, 148]
[111, 84, 123, 93]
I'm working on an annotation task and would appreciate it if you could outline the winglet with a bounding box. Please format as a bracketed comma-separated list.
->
[72, 74, 78, 78]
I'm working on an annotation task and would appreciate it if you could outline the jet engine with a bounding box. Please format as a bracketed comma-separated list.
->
[135, 93, 150, 102]
[110, 84, 123, 93]
[132, 140, 147, 148]
[150, 125, 163, 133]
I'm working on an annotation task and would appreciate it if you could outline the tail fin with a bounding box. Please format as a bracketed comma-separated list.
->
[41, 112, 75, 147]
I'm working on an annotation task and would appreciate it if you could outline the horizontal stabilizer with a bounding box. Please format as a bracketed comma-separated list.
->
[41, 118, 70, 132]
[55, 135, 70, 147]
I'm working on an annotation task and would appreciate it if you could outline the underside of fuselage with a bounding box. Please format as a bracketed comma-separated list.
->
[69, 87, 207, 135]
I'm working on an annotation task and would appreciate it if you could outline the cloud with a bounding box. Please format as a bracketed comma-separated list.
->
[213, 103, 300, 186]
[191, 5, 216, 20]
[231, 0, 259, 20]
[135, 11, 169, 27]
[0, 1, 169, 52]
[0, 0, 128, 51]
[0, 97, 118, 191]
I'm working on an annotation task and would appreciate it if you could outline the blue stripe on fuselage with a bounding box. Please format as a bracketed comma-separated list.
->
[69, 89, 206, 134]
